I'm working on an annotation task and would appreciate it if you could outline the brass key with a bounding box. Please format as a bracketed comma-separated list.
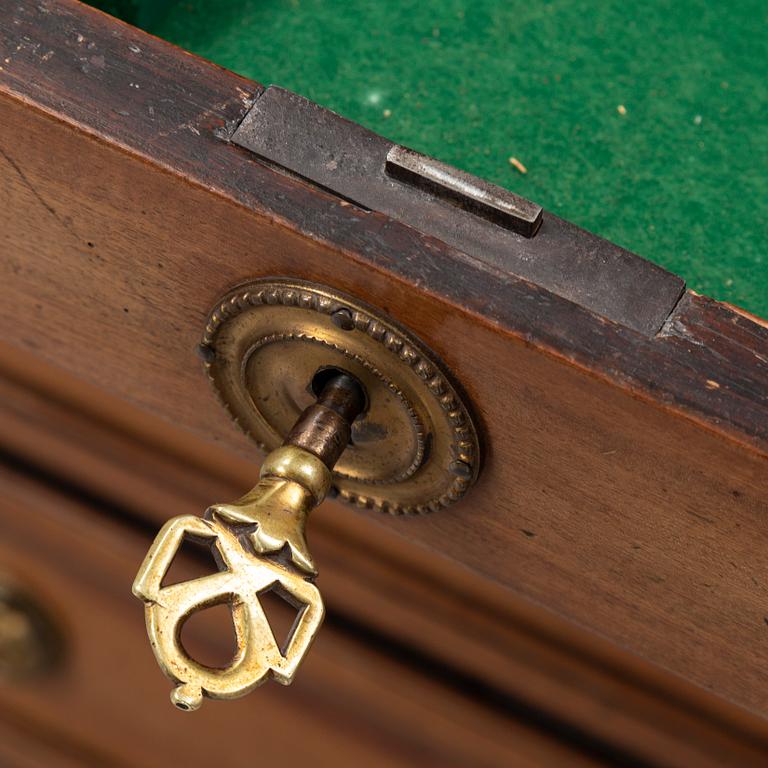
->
[132, 373, 365, 711]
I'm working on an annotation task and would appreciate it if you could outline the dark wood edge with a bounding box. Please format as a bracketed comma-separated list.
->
[1, 0, 765, 455]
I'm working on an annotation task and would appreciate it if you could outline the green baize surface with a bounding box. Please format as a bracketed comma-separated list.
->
[93, 0, 768, 319]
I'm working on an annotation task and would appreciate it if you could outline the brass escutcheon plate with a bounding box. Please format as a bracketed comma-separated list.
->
[200, 278, 480, 514]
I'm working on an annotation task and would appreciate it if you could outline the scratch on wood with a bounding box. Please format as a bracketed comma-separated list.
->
[0, 145, 75, 237]
[155, 102, 234, 139]
[686, 508, 715, 525]
[702, 322, 768, 367]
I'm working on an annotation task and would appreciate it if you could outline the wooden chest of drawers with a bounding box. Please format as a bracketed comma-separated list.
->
[1, 2, 767, 765]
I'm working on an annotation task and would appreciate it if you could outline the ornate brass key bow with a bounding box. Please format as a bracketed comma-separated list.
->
[132, 373, 365, 711]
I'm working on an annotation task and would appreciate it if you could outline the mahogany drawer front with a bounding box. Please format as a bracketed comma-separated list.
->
[1, 460, 601, 768]
[1, 0, 768, 757]
[2, 346, 768, 768]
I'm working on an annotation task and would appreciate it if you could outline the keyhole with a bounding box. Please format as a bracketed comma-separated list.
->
[310, 366, 368, 412]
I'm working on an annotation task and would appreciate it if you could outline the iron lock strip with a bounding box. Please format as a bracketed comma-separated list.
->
[231, 86, 684, 337]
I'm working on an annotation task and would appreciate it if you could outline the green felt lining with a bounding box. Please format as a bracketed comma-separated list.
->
[91, 0, 767, 319]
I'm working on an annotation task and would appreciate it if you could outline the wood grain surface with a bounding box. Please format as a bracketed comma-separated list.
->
[1, 0, 767, 727]
[2, 461, 609, 768]
[3, 342, 768, 767]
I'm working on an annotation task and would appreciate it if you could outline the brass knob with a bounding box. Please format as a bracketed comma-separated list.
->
[133, 373, 365, 711]
[0, 577, 62, 681]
